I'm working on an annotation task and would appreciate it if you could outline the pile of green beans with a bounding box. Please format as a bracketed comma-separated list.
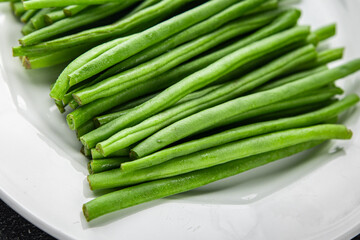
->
[3, 0, 360, 223]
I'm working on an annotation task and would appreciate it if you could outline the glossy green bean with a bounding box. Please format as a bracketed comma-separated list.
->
[91, 148, 129, 160]
[30, 8, 53, 29]
[88, 158, 128, 174]
[63, 5, 88, 16]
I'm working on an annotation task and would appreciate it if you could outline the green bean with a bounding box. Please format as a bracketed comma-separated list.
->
[130, 59, 360, 158]
[76, 121, 96, 139]
[63, 5, 88, 17]
[73, 16, 278, 105]
[251, 100, 335, 123]
[95, 85, 222, 127]
[82, 146, 91, 158]
[23, 0, 136, 9]
[123, 92, 353, 171]
[44, 8, 65, 24]
[20, 9, 38, 23]
[91, 148, 129, 160]
[13, 0, 189, 57]
[245, 0, 278, 15]
[54, 99, 65, 113]
[19, 2, 137, 46]
[12, 2, 25, 17]
[21, 20, 36, 35]
[95, 7, 282, 83]
[212, 89, 340, 131]
[314, 23, 336, 42]
[30, 8, 53, 29]
[22, 45, 89, 69]
[68, 0, 266, 85]
[96, 45, 316, 155]
[299, 47, 344, 70]
[88, 158, 128, 174]
[255, 65, 328, 92]
[123, 0, 161, 18]
[65, 11, 302, 130]
[89, 124, 352, 190]
[84, 141, 323, 221]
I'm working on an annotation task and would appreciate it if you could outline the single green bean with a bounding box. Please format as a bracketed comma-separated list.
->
[20, 9, 38, 23]
[88, 158, 128, 174]
[96, 45, 316, 155]
[12, 2, 25, 17]
[30, 8, 53, 29]
[22, 45, 89, 69]
[76, 121, 95, 139]
[63, 5, 88, 17]
[314, 23, 336, 42]
[130, 59, 360, 158]
[123, 0, 162, 18]
[84, 141, 323, 221]
[89, 124, 352, 190]
[65, 11, 302, 130]
[298, 47, 344, 70]
[255, 65, 328, 92]
[68, 0, 266, 85]
[21, 20, 36, 35]
[44, 8, 66, 24]
[95, 85, 222, 127]
[91, 148, 129, 160]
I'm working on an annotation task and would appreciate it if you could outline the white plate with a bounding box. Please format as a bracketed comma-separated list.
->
[1, 1, 360, 239]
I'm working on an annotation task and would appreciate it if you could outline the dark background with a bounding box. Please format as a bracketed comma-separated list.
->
[0, 199, 359, 239]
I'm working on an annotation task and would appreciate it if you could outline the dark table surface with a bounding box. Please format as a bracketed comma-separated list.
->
[0, 198, 359, 240]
